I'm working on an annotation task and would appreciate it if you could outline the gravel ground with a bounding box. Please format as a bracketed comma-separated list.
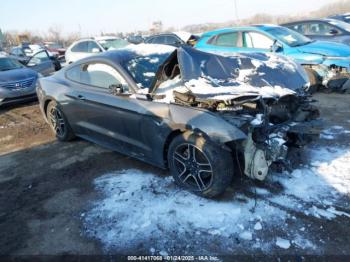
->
[0, 93, 349, 259]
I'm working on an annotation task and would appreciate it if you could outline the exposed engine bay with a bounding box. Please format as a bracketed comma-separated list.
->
[171, 90, 321, 180]
[145, 47, 322, 181]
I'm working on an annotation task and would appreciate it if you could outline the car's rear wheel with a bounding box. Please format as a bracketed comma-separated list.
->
[46, 101, 75, 141]
[167, 132, 234, 198]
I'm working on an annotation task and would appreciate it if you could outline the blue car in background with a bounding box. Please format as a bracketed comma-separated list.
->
[196, 25, 350, 92]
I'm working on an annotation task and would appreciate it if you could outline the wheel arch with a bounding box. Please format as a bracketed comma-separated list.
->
[162, 126, 240, 168]
[43, 98, 56, 118]
[163, 129, 184, 168]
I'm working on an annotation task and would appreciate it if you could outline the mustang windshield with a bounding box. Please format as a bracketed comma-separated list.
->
[121, 52, 173, 89]
[0, 58, 23, 71]
[267, 27, 313, 47]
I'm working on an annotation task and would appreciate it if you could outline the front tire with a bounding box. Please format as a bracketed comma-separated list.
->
[167, 132, 234, 198]
[46, 101, 75, 141]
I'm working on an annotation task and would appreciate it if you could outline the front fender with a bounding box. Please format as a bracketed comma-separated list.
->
[168, 104, 247, 144]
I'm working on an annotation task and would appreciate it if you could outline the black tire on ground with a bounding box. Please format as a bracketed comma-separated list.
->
[46, 101, 75, 141]
[167, 132, 234, 198]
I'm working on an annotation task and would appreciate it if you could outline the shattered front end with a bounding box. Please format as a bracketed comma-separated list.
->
[153, 46, 323, 181]
[240, 96, 321, 180]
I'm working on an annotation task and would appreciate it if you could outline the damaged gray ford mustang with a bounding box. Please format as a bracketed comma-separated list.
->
[37, 44, 322, 198]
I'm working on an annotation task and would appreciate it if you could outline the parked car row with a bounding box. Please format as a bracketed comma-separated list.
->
[195, 25, 350, 92]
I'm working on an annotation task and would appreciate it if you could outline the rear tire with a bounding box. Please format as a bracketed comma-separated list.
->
[167, 132, 234, 198]
[46, 101, 75, 141]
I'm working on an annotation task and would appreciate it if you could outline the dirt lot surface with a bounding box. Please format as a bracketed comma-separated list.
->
[0, 94, 349, 259]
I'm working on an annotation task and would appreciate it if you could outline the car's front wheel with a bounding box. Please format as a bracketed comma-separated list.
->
[167, 132, 234, 198]
[46, 101, 75, 141]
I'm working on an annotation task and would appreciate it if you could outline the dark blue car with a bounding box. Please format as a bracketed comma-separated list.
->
[282, 19, 350, 46]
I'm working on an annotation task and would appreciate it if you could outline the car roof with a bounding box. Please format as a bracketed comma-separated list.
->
[202, 25, 281, 37]
[66, 44, 176, 66]
[72, 36, 119, 44]
[331, 13, 350, 17]
[282, 18, 340, 25]
[147, 32, 192, 41]
[93, 36, 119, 41]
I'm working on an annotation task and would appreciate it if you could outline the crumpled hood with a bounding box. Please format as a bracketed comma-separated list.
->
[175, 46, 308, 99]
[296, 40, 350, 57]
[0, 68, 38, 84]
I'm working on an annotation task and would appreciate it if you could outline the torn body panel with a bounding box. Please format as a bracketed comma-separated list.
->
[147, 47, 321, 181]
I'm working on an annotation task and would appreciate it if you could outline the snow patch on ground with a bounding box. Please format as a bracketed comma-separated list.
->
[84, 129, 350, 255]
[276, 237, 291, 249]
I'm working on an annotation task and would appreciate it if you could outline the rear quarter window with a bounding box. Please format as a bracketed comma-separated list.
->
[65, 65, 81, 82]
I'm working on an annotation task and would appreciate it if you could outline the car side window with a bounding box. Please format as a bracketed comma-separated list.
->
[66, 65, 81, 82]
[66, 63, 129, 91]
[243, 32, 274, 49]
[87, 41, 101, 53]
[71, 41, 88, 52]
[308, 22, 339, 35]
[145, 37, 155, 44]
[152, 36, 167, 44]
[33, 51, 50, 62]
[164, 36, 180, 45]
[28, 51, 50, 66]
[211, 32, 239, 47]
[289, 24, 307, 34]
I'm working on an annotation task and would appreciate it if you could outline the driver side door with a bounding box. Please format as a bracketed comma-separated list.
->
[27, 50, 55, 76]
[64, 61, 157, 160]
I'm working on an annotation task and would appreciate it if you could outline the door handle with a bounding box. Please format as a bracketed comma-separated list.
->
[77, 95, 86, 100]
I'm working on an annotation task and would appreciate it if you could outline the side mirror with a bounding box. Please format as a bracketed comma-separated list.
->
[109, 84, 124, 95]
[270, 40, 283, 53]
[109, 84, 131, 96]
[92, 48, 100, 53]
[329, 29, 339, 35]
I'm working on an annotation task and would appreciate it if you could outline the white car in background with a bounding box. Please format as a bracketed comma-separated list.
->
[65, 36, 129, 64]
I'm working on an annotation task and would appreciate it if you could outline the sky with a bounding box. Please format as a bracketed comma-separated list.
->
[0, 0, 332, 36]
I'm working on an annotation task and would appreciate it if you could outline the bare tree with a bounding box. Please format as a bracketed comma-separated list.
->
[48, 25, 63, 44]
